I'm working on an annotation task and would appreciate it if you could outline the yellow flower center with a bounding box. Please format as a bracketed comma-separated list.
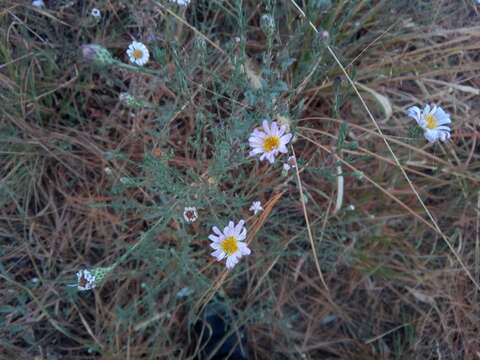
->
[221, 236, 239, 256]
[425, 113, 437, 129]
[263, 135, 280, 152]
[132, 49, 143, 60]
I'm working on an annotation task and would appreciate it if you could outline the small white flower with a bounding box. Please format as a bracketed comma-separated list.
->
[32, 0, 45, 8]
[407, 104, 451, 143]
[91, 8, 101, 19]
[249, 120, 292, 164]
[287, 155, 297, 167]
[209, 220, 251, 269]
[183, 207, 198, 223]
[282, 155, 297, 172]
[249, 201, 263, 215]
[171, 0, 190, 5]
[76, 269, 96, 291]
[126, 41, 150, 66]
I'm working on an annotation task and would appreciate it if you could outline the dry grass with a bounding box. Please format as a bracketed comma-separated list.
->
[1, 0, 480, 359]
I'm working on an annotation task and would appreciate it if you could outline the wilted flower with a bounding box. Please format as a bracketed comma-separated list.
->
[249, 120, 292, 164]
[32, 0, 45, 8]
[76, 269, 96, 291]
[183, 207, 198, 223]
[407, 104, 451, 143]
[91, 8, 101, 19]
[75, 267, 112, 291]
[126, 41, 149, 66]
[209, 220, 251, 269]
[249, 201, 263, 215]
[81, 44, 115, 67]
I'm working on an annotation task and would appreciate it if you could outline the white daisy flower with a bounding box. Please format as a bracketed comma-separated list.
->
[32, 0, 45, 8]
[209, 220, 251, 269]
[249, 120, 292, 164]
[407, 104, 451, 143]
[91, 8, 101, 19]
[126, 41, 150, 66]
[183, 207, 198, 223]
[76, 269, 96, 291]
[283, 163, 291, 172]
[249, 201, 263, 215]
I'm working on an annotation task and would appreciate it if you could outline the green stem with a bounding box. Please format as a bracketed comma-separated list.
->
[113, 60, 162, 76]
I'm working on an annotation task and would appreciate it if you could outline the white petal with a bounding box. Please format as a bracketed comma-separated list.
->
[226, 255, 239, 269]
[249, 135, 264, 143]
[234, 220, 245, 235]
[237, 227, 247, 240]
[212, 226, 223, 237]
[424, 129, 439, 143]
[407, 106, 421, 120]
[423, 104, 431, 115]
[262, 120, 271, 134]
[249, 148, 263, 156]
[208, 234, 220, 242]
[212, 249, 226, 261]
[253, 129, 266, 138]
[249, 150, 261, 158]
[238, 242, 251, 255]
[223, 222, 234, 236]
[436, 126, 451, 131]
[280, 133, 292, 145]
[266, 152, 275, 164]
[433, 107, 451, 125]
[249, 141, 264, 150]
[271, 122, 279, 135]
[210, 242, 221, 250]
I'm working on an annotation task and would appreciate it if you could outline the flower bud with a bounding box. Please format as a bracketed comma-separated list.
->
[81, 44, 115, 67]
[260, 14, 275, 36]
[119, 92, 144, 108]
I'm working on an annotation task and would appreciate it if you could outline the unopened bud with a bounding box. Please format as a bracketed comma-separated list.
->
[81, 44, 115, 67]
[119, 92, 143, 108]
[260, 14, 275, 36]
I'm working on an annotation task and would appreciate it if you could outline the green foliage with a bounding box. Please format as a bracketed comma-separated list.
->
[1, 0, 477, 358]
